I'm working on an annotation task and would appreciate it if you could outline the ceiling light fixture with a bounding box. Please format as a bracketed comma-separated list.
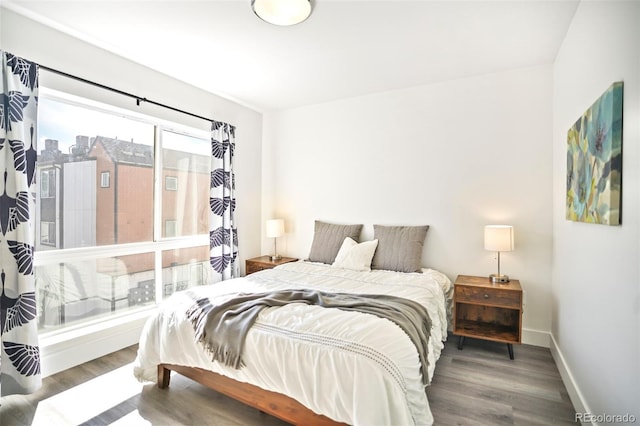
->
[252, 0, 312, 26]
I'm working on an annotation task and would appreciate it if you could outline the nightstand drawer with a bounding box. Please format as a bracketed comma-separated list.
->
[245, 256, 298, 276]
[246, 264, 266, 275]
[455, 285, 521, 308]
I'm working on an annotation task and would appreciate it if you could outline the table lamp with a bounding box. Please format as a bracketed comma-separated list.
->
[484, 225, 514, 283]
[266, 219, 285, 261]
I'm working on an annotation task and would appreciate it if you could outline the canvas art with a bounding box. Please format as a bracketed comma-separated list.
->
[566, 81, 623, 225]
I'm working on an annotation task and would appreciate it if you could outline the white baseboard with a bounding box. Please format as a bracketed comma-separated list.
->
[522, 328, 550, 347]
[39, 310, 151, 378]
[549, 334, 591, 423]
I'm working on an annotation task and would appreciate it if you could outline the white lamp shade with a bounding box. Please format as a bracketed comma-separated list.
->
[252, 0, 311, 26]
[266, 219, 285, 238]
[484, 225, 514, 252]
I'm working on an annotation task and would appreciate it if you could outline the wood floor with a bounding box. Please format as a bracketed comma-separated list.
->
[0, 338, 578, 425]
[426, 338, 578, 425]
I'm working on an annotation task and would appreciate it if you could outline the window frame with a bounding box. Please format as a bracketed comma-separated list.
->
[35, 88, 211, 338]
[40, 221, 56, 246]
[165, 219, 177, 238]
[40, 169, 56, 198]
[100, 171, 110, 188]
[165, 176, 178, 191]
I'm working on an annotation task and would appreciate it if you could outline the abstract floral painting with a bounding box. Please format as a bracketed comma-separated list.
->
[566, 82, 623, 225]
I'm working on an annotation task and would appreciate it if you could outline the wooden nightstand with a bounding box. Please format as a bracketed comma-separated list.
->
[245, 256, 298, 276]
[453, 275, 523, 359]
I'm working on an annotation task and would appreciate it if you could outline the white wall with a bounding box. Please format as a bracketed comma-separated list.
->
[552, 1, 640, 420]
[1, 7, 264, 375]
[263, 65, 554, 345]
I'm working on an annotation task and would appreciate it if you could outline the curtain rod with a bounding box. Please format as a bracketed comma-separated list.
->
[39, 64, 215, 124]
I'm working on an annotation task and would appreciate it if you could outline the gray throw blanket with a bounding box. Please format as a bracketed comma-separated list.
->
[186, 289, 433, 385]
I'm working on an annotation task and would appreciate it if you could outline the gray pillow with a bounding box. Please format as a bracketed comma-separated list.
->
[308, 221, 363, 264]
[371, 225, 429, 273]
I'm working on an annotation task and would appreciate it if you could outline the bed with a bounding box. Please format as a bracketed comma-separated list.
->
[133, 223, 453, 425]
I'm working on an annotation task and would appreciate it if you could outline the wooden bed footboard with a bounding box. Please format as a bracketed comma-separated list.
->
[157, 364, 346, 426]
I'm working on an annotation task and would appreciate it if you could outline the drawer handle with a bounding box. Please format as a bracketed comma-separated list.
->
[483, 294, 490, 299]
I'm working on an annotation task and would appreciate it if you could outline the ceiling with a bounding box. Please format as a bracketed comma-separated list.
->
[4, 0, 579, 112]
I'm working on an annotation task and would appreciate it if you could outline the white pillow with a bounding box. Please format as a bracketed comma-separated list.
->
[332, 238, 379, 272]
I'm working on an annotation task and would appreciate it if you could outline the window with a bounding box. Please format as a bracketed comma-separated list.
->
[165, 220, 177, 238]
[165, 176, 177, 191]
[40, 169, 56, 198]
[162, 246, 210, 297]
[101, 171, 110, 188]
[38, 168, 57, 247]
[161, 130, 210, 238]
[35, 91, 211, 334]
[40, 221, 56, 245]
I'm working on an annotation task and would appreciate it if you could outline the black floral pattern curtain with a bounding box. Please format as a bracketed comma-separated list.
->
[209, 120, 238, 279]
[0, 51, 41, 396]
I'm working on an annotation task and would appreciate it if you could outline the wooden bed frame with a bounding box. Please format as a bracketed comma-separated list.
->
[158, 364, 346, 425]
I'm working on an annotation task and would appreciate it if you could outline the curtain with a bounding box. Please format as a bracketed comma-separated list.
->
[0, 51, 41, 396]
[209, 120, 238, 280]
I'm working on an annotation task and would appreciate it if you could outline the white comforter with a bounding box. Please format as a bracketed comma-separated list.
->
[133, 261, 452, 426]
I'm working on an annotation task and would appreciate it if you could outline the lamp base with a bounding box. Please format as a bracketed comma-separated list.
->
[490, 274, 510, 284]
[270, 254, 282, 261]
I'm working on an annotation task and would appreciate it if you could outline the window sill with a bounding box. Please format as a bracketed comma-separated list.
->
[39, 308, 156, 378]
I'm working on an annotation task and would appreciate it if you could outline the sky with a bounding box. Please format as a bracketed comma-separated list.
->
[38, 97, 208, 155]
